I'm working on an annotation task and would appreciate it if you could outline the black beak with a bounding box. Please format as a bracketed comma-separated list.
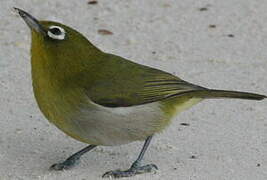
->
[14, 7, 47, 35]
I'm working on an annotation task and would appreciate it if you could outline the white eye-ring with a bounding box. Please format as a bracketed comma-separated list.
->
[47, 26, 66, 40]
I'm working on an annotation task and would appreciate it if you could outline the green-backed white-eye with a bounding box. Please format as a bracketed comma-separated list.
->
[15, 8, 266, 178]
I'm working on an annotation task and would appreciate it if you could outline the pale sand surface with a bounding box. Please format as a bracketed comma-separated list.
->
[0, 0, 266, 179]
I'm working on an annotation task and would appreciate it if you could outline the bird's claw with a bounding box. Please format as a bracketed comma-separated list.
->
[102, 164, 158, 178]
[49, 157, 80, 171]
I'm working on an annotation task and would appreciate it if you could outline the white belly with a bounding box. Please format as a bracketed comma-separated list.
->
[71, 101, 165, 146]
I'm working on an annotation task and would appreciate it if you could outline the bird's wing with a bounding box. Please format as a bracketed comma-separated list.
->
[84, 54, 206, 107]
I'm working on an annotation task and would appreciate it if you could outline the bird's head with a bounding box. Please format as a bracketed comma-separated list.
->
[15, 8, 102, 79]
[15, 8, 92, 46]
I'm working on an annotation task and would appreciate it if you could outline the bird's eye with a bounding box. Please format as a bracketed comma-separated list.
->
[50, 27, 61, 35]
[47, 25, 66, 40]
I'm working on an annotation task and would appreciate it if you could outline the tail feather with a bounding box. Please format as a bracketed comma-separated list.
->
[185, 89, 266, 100]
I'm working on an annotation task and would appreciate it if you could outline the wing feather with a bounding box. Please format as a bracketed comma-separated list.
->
[84, 54, 205, 107]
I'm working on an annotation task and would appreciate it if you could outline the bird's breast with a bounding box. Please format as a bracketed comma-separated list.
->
[69, 100, 167, 145]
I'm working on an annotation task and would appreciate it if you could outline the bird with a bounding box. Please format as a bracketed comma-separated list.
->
[15, 7, 266, 178]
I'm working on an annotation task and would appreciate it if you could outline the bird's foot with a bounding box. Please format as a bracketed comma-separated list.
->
[49, 156, 80, 171]
[102, 163, 158, 178]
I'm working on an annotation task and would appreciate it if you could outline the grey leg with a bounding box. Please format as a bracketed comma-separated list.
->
[102, 136, 158, 178]
[50, 145, 97, 170]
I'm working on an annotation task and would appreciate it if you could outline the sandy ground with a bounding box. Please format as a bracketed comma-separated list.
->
[0, 0, 267, 179]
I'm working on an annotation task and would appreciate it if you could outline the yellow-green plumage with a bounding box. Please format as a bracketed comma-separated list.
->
[28, 20, 266, 146]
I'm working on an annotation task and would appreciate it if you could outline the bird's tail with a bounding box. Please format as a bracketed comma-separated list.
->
[187, 89, 266, 100]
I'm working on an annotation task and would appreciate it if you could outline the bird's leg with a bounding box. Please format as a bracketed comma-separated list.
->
[50, 144, 97, 170]
[102, 136, 158, 178]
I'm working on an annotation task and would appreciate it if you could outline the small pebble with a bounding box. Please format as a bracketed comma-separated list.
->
[180, 123, 190, 126]
[98, 29, 113, 35]
[88, 0, 98, 5]
[15, 128, 22, 134]
[209, 24, 216, 28]
[227, 34, 234, 38]
[199, 7, 208, 11]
